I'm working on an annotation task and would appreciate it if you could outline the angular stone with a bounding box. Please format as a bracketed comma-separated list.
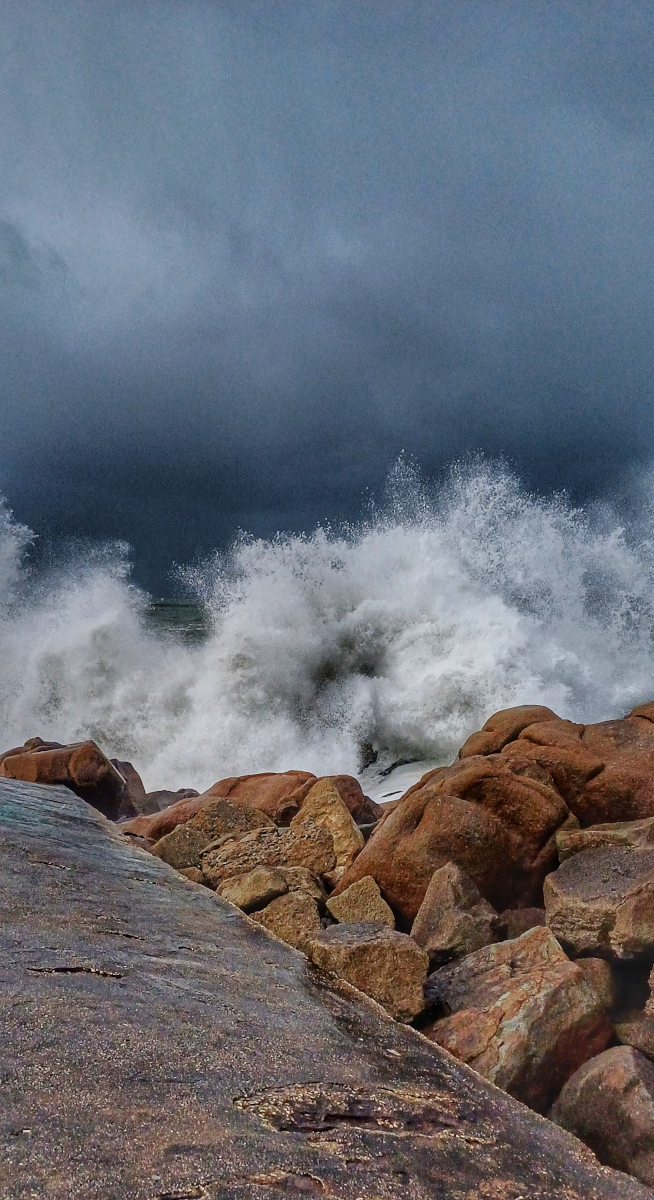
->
[290, 778, 364, 878]
[217, 866, 288, 912]
[308, 921, 428, 1022]
[544, 846, 654, 959]
[557, 817, 654, 863]
[422, 926, 613, 1112]
[326, 875, 395, 927]
[331, 752, 570, 921]
[252, 891, 322, 951]
[120, 792, 272, 842]
[551, 1046, 654, 1188]
[411, 862, 498, 967]
[200, 823, 336, 889]
[186, 798, 274, 840]
[279, 866, 327, 905]
[150, 824, 210, 870]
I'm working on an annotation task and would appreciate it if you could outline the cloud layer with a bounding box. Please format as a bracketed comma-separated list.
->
[2, 1, 654, 588]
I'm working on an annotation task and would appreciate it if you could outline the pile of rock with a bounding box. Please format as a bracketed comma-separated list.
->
[11, 698, 654, 1189]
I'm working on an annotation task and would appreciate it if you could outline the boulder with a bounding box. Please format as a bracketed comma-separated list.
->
[422, 926, 613, 1112]
[460, 701, 654, 826]
[200, 823, 336, 889]
[557, 816, 654, 862]
[110, 758, 149, 819]
[326, 875, 395, 927]
[497, 907, 546, 940]
[307, 921, 429, 1022]
[320, 775, 383, 824]
[142, 788, 199, 813]
[120, 793, 273, 842]
[290, 778, 364, 882]
[252, 891, 322, 951]
[550, 1046, 654, 1188]
[544, 846, 654, 959]
[201, 771, 381, 826]
[218, 866, 289, 912]
[150, 824, 210, 870]
[410, 862, 498, 968]
[278, 866, 327, 905]
[331, 753, 570, 921]
[0, 737, 127, 820]
[177, 866, 207, 885]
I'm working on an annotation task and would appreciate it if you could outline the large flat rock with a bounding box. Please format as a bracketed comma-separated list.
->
[0, 779, 649, 1199]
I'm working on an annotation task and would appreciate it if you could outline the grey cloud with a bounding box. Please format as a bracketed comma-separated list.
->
[0, 1, 653, 589]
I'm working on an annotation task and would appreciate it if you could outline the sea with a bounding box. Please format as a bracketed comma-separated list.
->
[2, 458, 654, 798]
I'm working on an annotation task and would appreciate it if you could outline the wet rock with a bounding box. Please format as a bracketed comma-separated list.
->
[252, 891, 322, 951]
[326, 875, 395, 927]
[460, 701, 654, 826]
[218, 866, 289, 912]
[0, 737, 128, 820]
[557, 816, 654, 862]
[290, 778, 364, 882]
[411, 862, 498, 967]
[331, 752, 569, 921]
[550, 1045, 654, 1188]
[110, 759, 149, 818]
[544, 846, 654, 958]
[201, 823, 336, 889]
[497, 907, 547, 939]
[150, 824, 210, 870]
[307, 921, 428, 1022]
[422, 926, 613, 1112]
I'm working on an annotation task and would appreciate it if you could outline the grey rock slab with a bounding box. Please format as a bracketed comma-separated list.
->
[0, 777, 649, 1199]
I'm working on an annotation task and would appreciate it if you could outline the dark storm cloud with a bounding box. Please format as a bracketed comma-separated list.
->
[1, 0, 654, 588]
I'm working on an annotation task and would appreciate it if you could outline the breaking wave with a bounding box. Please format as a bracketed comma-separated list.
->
[1, 459, 654, 792]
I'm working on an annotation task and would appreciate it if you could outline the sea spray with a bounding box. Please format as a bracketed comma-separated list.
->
[1, 459, 654, 791]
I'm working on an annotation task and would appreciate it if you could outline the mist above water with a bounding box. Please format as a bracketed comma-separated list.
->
[0, 459, 653, 793]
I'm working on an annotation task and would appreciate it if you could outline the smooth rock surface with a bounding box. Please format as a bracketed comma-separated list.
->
[308, 921, 428, 1022]
[0, 737, 128, 820]
[544, 845, 654, 958]
[422, 926, 613, 1112]
[327, 874, 395, 927]
[0, 778, 648, 1199]
[411, 861, 498, 967]
[551, 1046, 654, 1188]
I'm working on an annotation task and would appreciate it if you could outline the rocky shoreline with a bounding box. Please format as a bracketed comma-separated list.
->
[7, 701, 654, 1189]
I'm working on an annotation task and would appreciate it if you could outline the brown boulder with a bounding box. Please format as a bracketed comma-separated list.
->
[252, 891, 322, 951]
[544, 846, 654, 959]
[278, 866, 327, 905]
[557, 816, 654, 862]
[218, 866, 289, 912]
[290, 778, 364, 881]
[200, 823, 336, 889]
[150, 824, 209, 870]
[497, 907, 546, 940]
[460, 702, 654, 826]
[201, 770, 381, 826]
[331, 753, 569, 921]
[326, 875, 395, 927]
[550, 1046, 654, 1187]
[411, 862, 498, 968]
[615, 1012, 654, 1062]
[120, 793, 273, 842]
[0, 738, 127, 820]
[110, 758, 149, 819]
[422, 926, 613, 1112]
[308, 921, 429, 1022]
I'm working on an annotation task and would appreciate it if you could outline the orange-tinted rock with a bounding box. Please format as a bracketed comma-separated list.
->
[120, 794, 207, 840]
[200, 823, 336, 889]
[544, 846, 654, 959]
[331, 754, 569, 921]
[551, 1046, 654, 1187]
[460, 702, 654, 827]
[557, 816, 654, 862]
[308, 921, 429, 1022]
[200, 771, 316, 823]
[110, 758, 150, 819]
[422, 927, 613, 1112]
[0, 738, 127, 820]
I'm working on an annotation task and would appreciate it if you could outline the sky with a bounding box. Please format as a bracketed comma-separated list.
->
[1, 1, 654, 591]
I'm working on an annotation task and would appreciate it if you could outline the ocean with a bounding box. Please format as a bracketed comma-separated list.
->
[1, 459, 654, 796]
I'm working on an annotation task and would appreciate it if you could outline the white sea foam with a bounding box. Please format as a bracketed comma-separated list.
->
[1, 459, 654, 793]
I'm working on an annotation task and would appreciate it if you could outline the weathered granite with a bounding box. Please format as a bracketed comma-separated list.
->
[0, 778, 649, 1199]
